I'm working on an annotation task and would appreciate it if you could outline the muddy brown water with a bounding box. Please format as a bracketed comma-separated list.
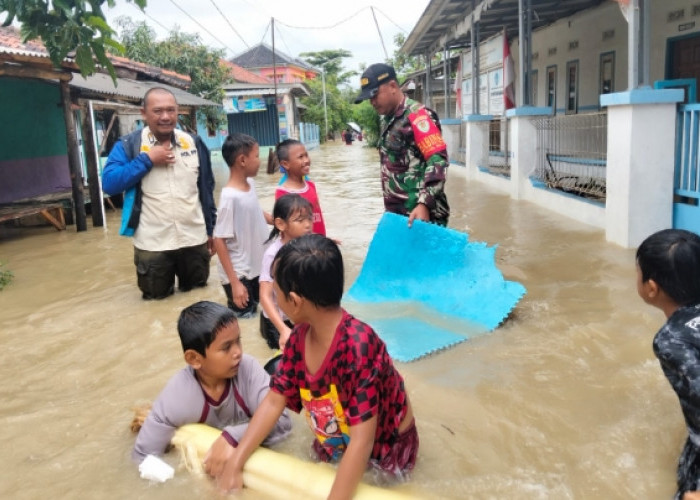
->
[0, 141, 683, 499]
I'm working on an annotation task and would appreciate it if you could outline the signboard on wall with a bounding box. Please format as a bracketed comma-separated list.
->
[459, 33, 508, 116]
[223, 95, 267, 113]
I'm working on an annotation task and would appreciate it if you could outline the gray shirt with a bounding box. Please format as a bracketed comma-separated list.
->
[132, 353, 292, 463]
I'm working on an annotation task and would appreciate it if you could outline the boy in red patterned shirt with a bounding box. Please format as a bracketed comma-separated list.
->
[205, 234, 418, 498]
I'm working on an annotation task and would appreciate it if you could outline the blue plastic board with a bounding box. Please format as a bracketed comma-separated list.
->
[368, 318, 468, 363]
[345, 213, 526, 361]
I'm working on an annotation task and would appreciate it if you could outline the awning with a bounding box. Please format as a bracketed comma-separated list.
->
[402, 0, 607, 56]
[69, 72, 217, 107]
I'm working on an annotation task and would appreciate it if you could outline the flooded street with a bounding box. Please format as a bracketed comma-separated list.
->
[0, 141, 683, 499]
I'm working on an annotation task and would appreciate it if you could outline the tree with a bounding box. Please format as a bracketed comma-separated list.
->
[299, 71, 354, 140]
[0, 0, 146, 80]
[388, 33, 423, 80]
[298, 49, 357, 86]
[116, 18, 231, 130]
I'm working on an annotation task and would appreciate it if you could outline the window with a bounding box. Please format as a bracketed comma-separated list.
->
[546, 65, 557, 111]
[599, 51, 615, 96]
[566, 60, 578, 114]
[530, 70, 538, 106]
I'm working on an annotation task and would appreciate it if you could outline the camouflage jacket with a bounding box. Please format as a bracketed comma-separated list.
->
[378, 96, 450, 224]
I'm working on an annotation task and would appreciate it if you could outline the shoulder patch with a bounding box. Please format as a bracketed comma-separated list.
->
[409, 108, 446, 158]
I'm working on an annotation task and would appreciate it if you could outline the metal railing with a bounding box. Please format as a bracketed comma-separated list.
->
[486, 117, 511, 177]
[675, 104, 700, 197]
[532, 112, 608, 202]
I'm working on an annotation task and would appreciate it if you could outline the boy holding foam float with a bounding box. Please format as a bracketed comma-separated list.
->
[132, 301, 291, 467]
[205, 235, 418, 498]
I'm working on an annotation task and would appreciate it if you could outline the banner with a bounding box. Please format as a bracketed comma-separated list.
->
[503, 31, 515, 110]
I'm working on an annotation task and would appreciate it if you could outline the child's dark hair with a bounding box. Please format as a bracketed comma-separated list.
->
[276, 139, 303, 163]
[266, 194, 313, 243]
[177, 301, 237, 356]
[637, 229, 700, 306]
[273, 234, 343, 308]
[222, 133, 257, 167]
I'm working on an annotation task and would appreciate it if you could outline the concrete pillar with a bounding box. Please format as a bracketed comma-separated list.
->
[506, 107, 552, 199]
[465, 114, 492, 178]
[601, 89, 684, 248]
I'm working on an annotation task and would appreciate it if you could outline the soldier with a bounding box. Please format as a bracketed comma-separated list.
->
[354, 63, 450, 227]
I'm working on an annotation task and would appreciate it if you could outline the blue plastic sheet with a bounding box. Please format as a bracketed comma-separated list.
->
[344, 213, 526, 361]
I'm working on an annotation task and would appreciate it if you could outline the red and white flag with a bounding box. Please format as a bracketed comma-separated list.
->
[503, 31, 515, 110]
[454, 56, 463, 116]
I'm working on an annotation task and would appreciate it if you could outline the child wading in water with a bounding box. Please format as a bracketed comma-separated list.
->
[131, 301, 291, 465]
[275, 139, 327, 236]
[259, 194, 314, 350]
[637, 229, 700, 500]
[204, 234, 418, 498]
[213, 133, 271, 318]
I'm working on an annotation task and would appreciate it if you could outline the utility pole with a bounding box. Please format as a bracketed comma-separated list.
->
[321, 67, 328, 139]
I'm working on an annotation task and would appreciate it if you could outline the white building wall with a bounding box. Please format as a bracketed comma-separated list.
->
[511, 0, 699, 112]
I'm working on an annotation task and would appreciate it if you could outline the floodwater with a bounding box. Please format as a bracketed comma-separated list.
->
[0, 140, 683, 499]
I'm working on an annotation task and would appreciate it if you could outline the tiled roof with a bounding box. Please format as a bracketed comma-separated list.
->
[219, 59, 270, 84]
[230, 43, 315, 71]
[0, 25, 190, 88]
[0, 25, 52, 59]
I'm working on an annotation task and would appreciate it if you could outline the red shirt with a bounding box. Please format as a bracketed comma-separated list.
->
[275, 180, 326, 236]
[270, 309, 409, 462]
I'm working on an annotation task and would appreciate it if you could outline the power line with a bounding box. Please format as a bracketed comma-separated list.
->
[207, 0, 250, 49]
[372, 6, 410, 34]
[274, 6, 370, 30]
[166, 0, 238, 54]
[127, 2, 171, 33]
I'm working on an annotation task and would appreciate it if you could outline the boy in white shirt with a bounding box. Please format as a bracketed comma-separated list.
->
[213, 134, 271, 318]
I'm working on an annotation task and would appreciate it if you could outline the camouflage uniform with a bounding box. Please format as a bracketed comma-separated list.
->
[653, 304, 700, 499]
[378, 96, 450, 225]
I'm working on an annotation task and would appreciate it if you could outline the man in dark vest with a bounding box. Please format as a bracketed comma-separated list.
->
[102, 88, 216, 299]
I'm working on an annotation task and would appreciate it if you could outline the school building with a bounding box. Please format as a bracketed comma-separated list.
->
[402, 0, 698, 248]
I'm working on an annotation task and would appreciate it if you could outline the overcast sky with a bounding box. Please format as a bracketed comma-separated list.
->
[104, 0, 430, 77]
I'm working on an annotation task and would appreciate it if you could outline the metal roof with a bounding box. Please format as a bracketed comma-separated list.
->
[69, 72, 216, 107]
[402, 0, 606, 56]
[223, 82, 310, 98]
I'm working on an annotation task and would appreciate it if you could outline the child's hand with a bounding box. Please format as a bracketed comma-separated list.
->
[215, 455, 244, 493]
[202, 434, 235, 480]
[278, 326, 293, 350]
[231, 280, 249, 309]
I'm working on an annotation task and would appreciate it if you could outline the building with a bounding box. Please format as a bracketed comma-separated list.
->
[402, 0, 697, 248]
[0, 26, 214, 232]
[230, 43, 318, 83]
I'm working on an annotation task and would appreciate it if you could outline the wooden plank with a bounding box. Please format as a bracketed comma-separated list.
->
[39, 207, 66, 231]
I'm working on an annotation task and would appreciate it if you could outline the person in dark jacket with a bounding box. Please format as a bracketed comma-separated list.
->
[102, 87, 216, 300]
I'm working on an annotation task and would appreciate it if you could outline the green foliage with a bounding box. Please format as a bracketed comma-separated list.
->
[299, 67, 355, 140]
[298, 49, 356, 85]
[0, 0, 146, 82]
[352, 100, 380, 147]
[116, 18, 232, 130]
[388, 33, 423, 81]
[0, 261, 13, 290]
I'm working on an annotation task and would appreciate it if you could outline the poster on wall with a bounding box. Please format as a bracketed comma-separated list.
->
[489, 68, 504, 116]
[462, 77, 473, 116]
[456, 33, 508, 116]
[479, 73, 489, 115]
[223, 95, 267, 113]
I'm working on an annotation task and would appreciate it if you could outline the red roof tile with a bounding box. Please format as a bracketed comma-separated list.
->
[220, 59, 271, 84]
[0, 25, 191, 88]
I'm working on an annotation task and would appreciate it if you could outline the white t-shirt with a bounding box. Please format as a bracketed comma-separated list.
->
[213, 180, 269, 282]
[259, 237, 286, 320]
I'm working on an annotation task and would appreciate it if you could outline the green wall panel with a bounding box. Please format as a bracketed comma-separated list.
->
[0, 78, 68, 161]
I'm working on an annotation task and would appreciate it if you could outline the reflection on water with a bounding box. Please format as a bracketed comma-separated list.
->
[0, 141, 683, 499]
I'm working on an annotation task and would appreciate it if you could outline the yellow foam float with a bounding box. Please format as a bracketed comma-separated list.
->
[172, 423, 417, 499]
